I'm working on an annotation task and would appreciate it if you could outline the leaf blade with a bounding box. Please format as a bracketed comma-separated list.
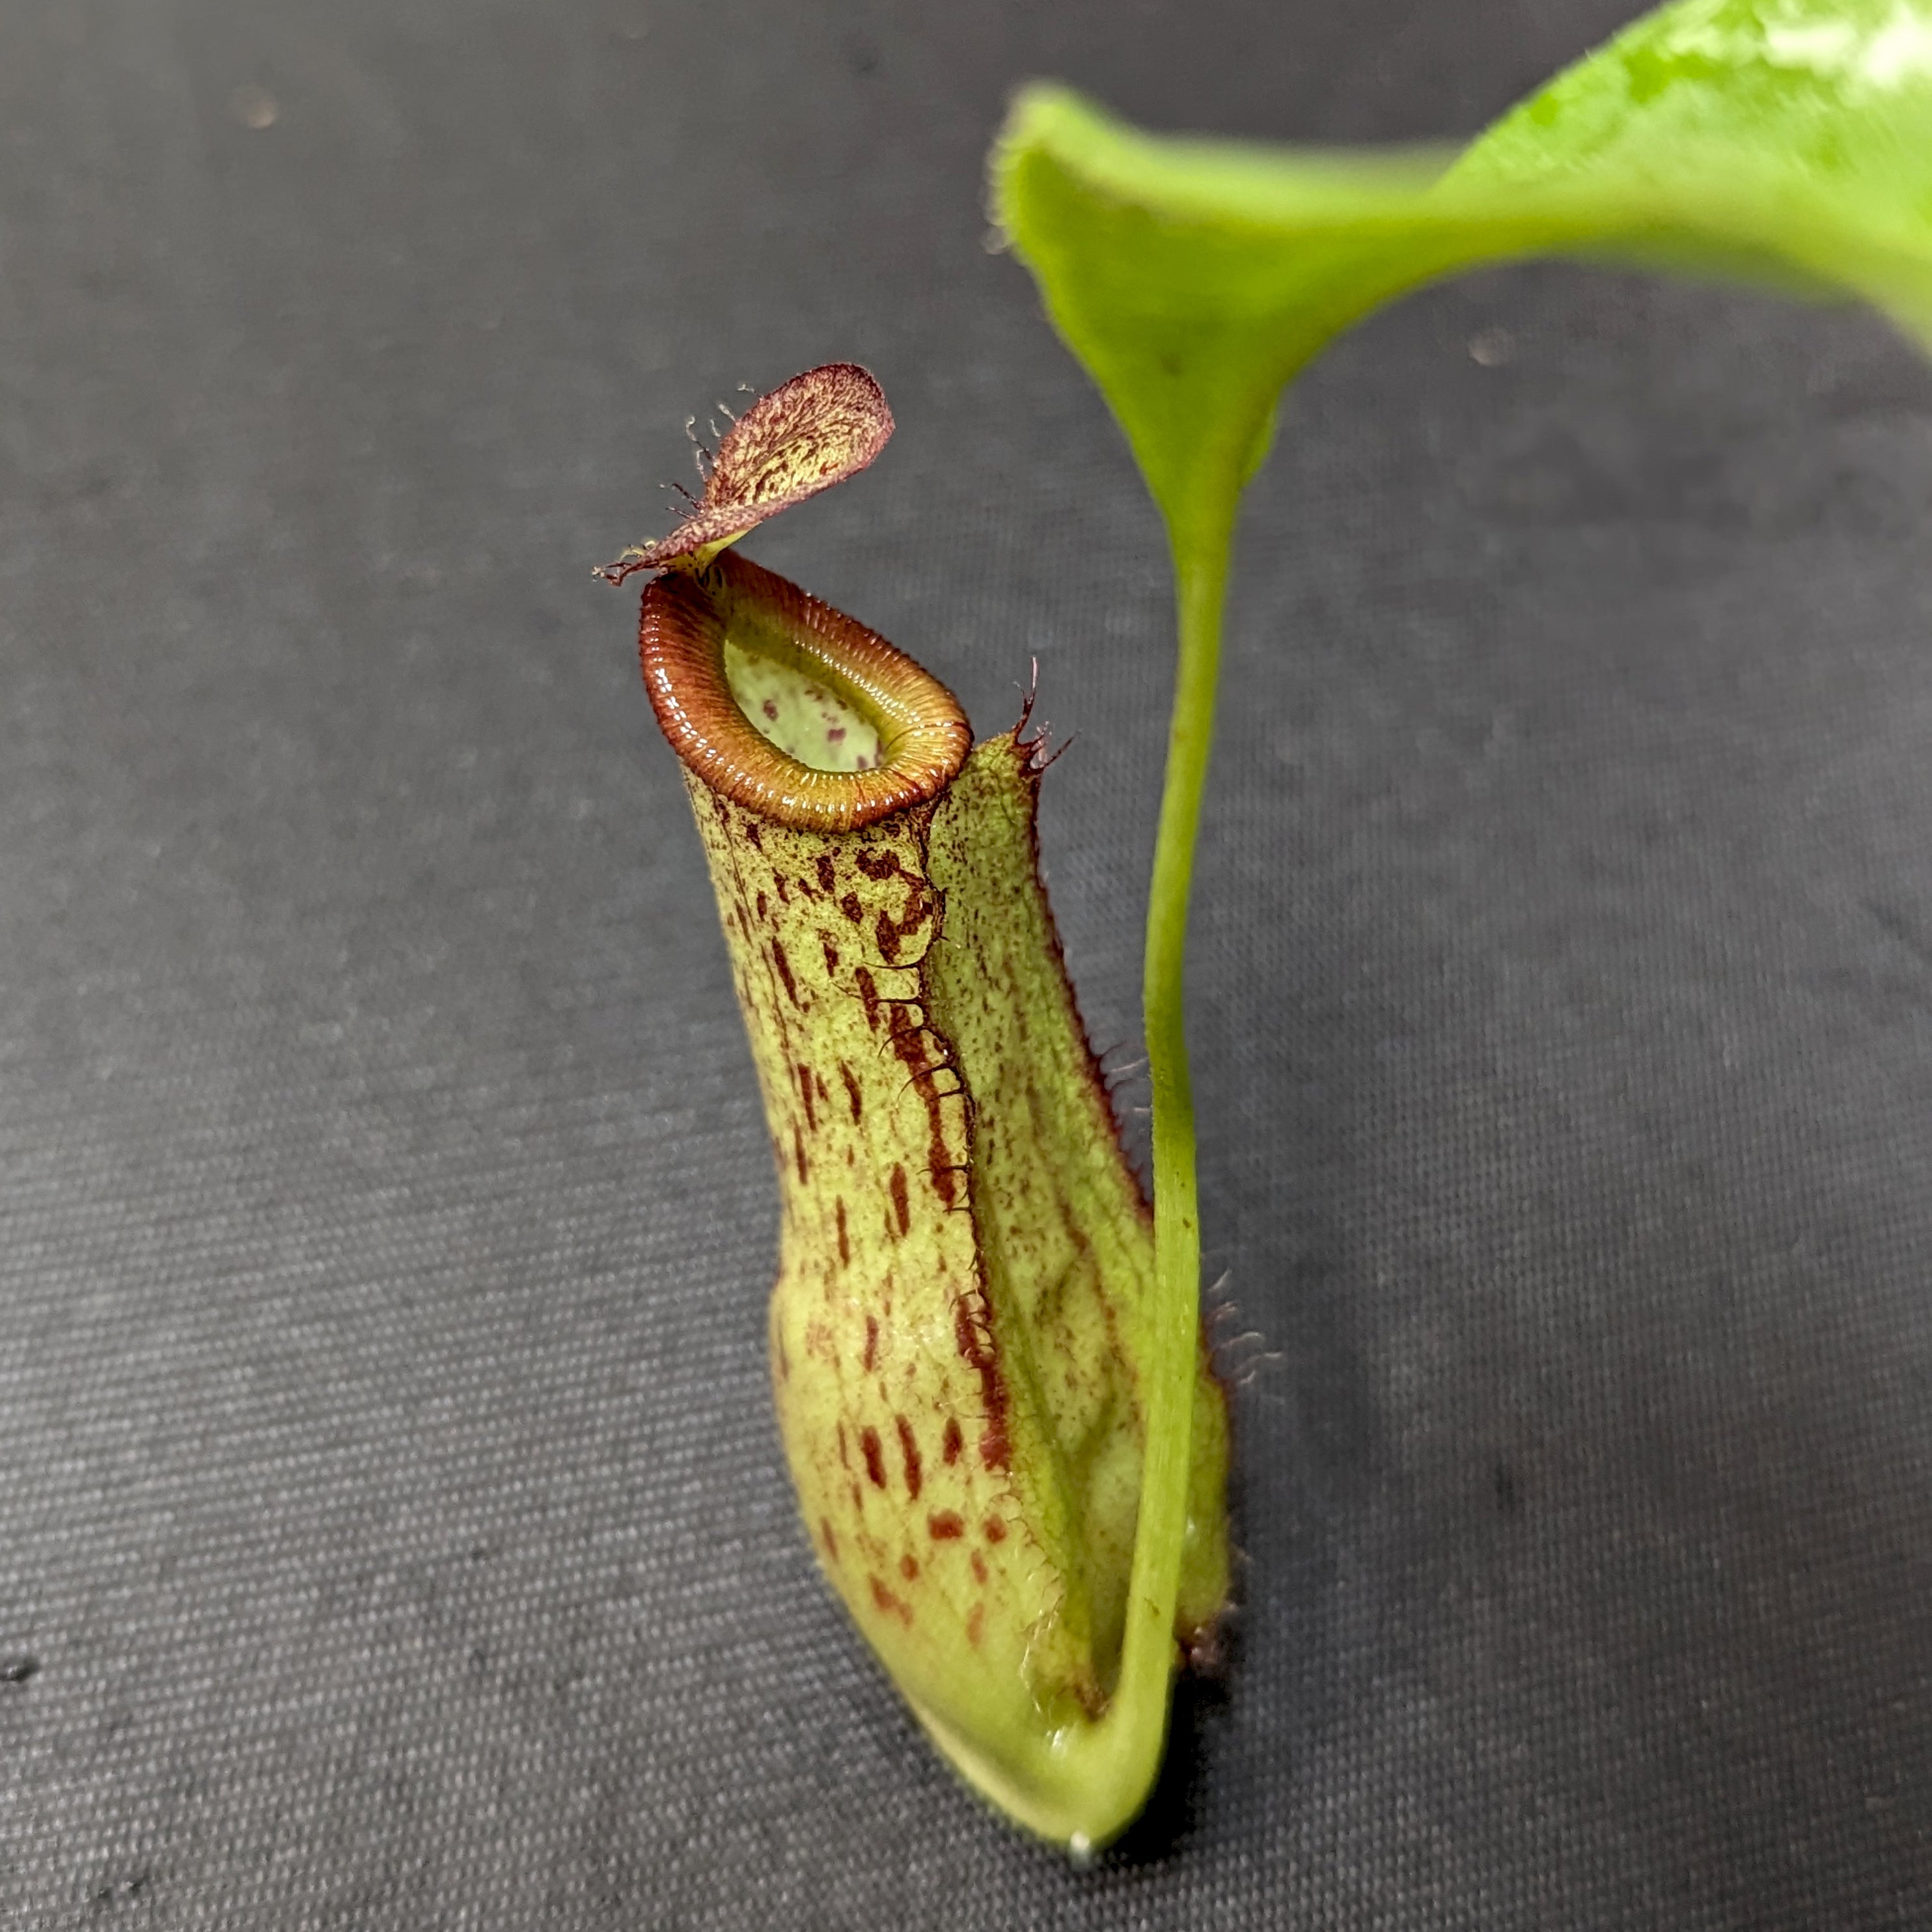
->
[994, 0, 1932, 534]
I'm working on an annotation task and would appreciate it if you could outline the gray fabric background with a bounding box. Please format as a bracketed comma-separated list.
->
[5, 0, 1931, 1924]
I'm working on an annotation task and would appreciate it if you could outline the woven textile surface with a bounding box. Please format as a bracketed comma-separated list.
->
[4, 0, 1931, 1924]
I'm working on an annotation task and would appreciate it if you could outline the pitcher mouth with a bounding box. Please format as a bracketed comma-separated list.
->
[638, 549, 973, 831]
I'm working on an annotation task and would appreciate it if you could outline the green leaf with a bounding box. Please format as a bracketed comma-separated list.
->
[991, 0, 1932, 1855]
[994, 0, 1932, 547]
